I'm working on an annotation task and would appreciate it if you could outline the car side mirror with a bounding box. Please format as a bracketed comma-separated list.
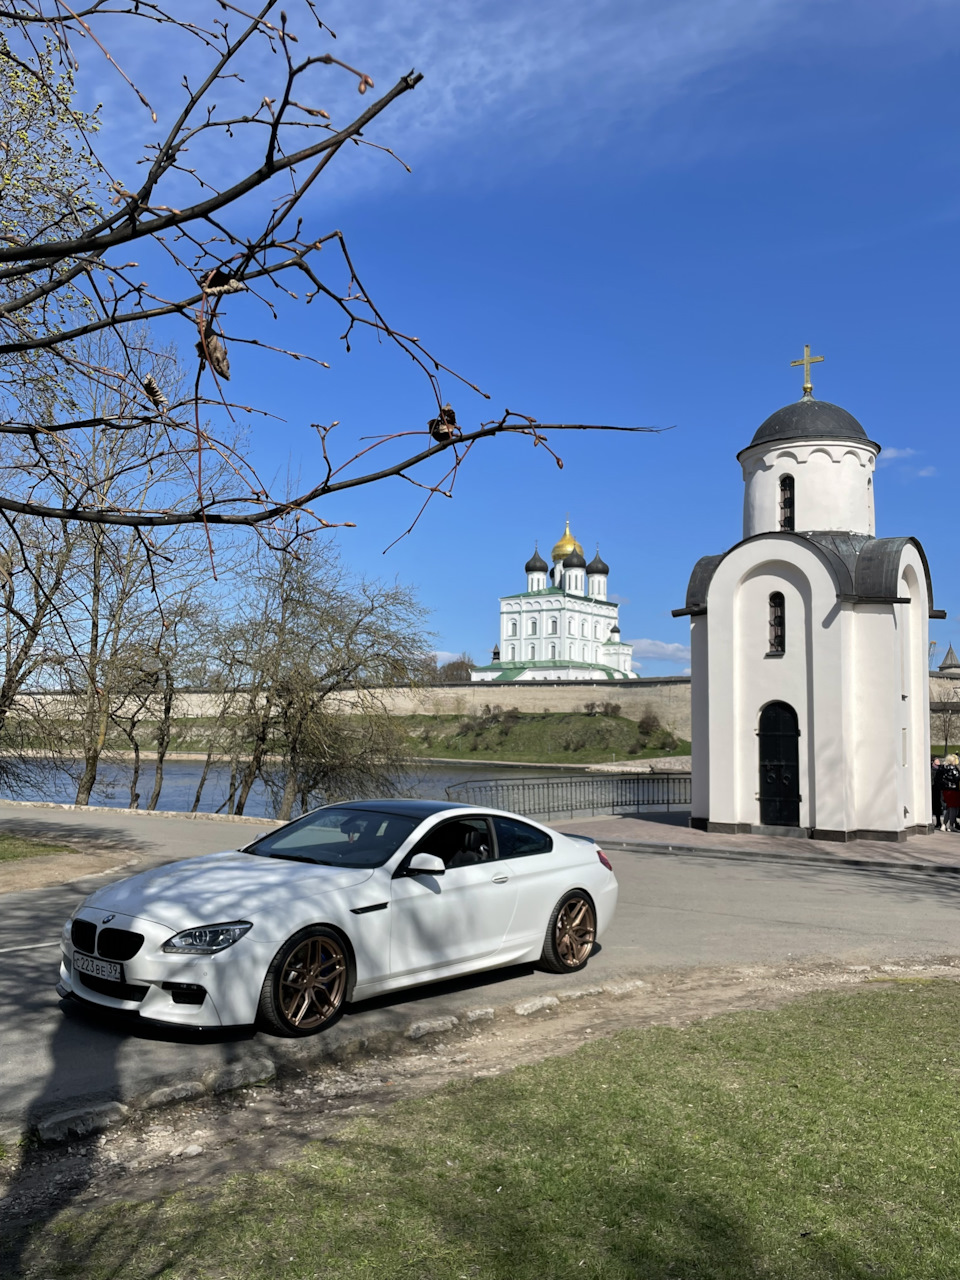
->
[406, 852, 446, 877]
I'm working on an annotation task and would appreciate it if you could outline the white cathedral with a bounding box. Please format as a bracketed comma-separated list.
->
[674, 353, 944, 841]
[471, 521, 637, 683]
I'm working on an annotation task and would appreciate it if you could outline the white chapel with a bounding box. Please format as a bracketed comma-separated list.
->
[471, 521, 637, 683]
[674, 351, 945, 841]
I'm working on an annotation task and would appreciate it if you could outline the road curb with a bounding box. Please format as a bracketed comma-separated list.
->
[0, 798, 285, 826]
[2, 974, 649, 1148]
[598, 838, 960, 875]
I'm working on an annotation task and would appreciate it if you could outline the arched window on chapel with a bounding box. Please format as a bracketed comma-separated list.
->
[529, 618, 537, 636]
[510, 619, 517, 637]
[768, 592, 785, 654]
[779, 475, 795, 531]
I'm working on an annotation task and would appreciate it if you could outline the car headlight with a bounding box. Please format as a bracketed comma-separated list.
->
[161, 921, 252, 954]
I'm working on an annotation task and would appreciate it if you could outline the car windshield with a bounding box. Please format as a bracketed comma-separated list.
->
[245, 807, 418, 868]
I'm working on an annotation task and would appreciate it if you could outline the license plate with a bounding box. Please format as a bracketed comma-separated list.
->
[74, 952, 124, 984]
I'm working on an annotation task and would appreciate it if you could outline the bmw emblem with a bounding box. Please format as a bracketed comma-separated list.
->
[101, 914, 115, 924]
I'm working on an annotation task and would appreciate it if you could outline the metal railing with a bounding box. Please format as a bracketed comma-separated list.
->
[445, 771, 692, 821]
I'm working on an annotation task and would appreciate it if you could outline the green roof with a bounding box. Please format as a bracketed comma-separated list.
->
[499, 589, 615, 604]
[472, 659, 634, 682]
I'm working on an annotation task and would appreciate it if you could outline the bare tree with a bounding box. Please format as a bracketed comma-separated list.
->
[44, 333, 236, 804]
[437, 652, 475, 684]
[191, 540, 429, 819]
[932, 683, 960, 755]
[0, 510, 76, 788]
[0, 4, 655, 543]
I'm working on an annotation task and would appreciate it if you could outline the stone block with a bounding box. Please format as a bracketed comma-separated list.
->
[514, 995, 559, 1016]
[406, 1015, 459, 1040]
[203, 1057, 276, 1094]
[37, 1100, 129, 1143]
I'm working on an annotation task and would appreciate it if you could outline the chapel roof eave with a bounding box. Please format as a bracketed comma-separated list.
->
[672, 531, 945, 620]
[735, 433, 882, 464]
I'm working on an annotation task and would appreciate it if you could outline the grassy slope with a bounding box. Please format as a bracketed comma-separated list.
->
[25, 711, 689, 768]
[14, 980, 960, 1279]
[400, 710, 691, 765]
[0, 833, 78, 862]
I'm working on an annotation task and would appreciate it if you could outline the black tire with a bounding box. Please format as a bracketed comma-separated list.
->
[539, 890, 597, 974]
[258, 926, 350, 1037]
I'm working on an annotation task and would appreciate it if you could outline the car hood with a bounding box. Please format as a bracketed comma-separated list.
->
[82, 850, 375, 930]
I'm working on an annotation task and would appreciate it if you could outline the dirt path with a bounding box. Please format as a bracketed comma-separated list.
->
[4, 954, 958, 1233]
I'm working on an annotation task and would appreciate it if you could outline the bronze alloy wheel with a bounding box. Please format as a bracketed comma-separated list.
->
[540, 891, 597, 974]
[278, 933, 347, 1029]
[259, 927, 350, 1035]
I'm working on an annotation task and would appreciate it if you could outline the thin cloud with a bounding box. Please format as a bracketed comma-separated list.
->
[68, 0, 960, 206]
[629, 638, 691, 665]
[878, 446, 918, 465]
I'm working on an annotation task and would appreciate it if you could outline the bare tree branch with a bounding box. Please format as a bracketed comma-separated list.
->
[0, 4, 655, 537]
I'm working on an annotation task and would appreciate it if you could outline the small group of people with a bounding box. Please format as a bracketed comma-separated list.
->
[931, 754, 960, 831]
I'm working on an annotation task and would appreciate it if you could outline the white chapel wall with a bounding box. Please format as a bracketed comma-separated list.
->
[740, 440, 877, 538]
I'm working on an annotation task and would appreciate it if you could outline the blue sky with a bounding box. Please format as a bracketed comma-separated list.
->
[76, 1, 960, 673]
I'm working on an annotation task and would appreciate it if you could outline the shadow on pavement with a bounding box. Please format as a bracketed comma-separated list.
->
[0, 1006, 121, 1278]
[0, 816, 155, 858]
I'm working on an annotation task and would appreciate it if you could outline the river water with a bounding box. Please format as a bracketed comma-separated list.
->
[0, 758, 578, 819]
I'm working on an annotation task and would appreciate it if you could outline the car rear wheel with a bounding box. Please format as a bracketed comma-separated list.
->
[540, 891, 597, 974]
[258, 926, 349, 1036]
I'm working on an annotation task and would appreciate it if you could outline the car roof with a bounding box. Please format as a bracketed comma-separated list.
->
[332, 799, 470, 818]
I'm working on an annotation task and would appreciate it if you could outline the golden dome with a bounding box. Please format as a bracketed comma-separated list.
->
[551, 520, 584, 563]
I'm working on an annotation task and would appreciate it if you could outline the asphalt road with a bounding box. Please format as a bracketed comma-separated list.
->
[3, 805, 960, 1139]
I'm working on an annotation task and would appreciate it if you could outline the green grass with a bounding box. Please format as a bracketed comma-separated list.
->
[401, 710, 691, 764]
[12, 980, 960, 1279]
[0, 832, 78, 862]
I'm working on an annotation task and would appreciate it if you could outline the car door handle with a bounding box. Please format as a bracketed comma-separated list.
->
[491, 873, 509, 884]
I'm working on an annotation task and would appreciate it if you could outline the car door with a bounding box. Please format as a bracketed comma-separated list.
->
[389, 815, 519, 977]
[491, 814, 568, 948]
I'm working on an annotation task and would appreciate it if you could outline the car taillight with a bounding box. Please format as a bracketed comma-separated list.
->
[597, 848, 613, 871]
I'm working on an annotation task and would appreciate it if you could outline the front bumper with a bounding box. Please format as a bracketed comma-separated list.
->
[59, 909, 276, 1028]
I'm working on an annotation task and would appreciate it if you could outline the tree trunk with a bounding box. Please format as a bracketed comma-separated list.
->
[192, 747, 215, 813]
[128, 734, 141, 808]
[235, 695, 273, 816]
[147, 668, 175, 810]
[75, 531, 104, 807]
[277, 770, 299, 822]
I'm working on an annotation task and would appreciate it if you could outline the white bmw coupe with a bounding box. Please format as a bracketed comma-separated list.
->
[58, 799, 618, 1036]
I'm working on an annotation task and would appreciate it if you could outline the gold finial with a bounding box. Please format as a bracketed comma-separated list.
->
[790, 343, 824, 396]
[551, 518, 583, 563]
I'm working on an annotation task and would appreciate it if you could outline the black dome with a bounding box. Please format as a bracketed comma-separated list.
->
[524, 547, 548, 573]
[563, 549, 586, 569]
[587, 550, 609, 575]
[746, 395, 871, 451]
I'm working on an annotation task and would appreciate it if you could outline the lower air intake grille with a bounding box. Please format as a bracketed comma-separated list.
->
[77, 973, 148, 1003]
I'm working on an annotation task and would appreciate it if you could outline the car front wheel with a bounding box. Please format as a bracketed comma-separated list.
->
[540, 891, 597, 974]
[258, 926, 349, 1036]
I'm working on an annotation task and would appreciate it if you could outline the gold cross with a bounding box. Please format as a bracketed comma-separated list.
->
[790, 343, 824, 395]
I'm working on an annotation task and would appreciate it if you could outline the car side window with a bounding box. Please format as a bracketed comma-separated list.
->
[493, 816, 553, 859]
[411, 817, 493, 869]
